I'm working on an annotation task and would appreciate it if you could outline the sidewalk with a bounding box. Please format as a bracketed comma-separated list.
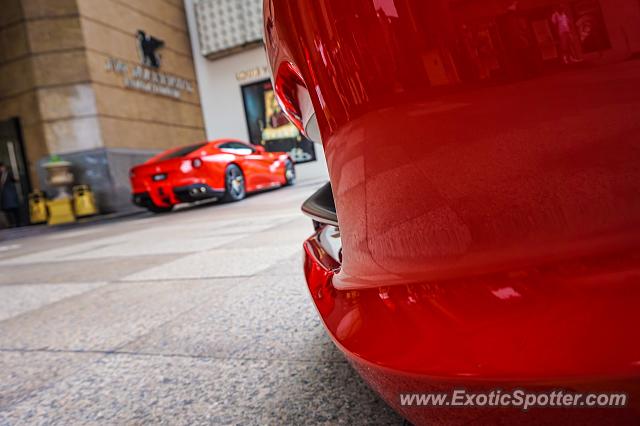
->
[0, 163, 398, 425]
[0, 210, 149, 243]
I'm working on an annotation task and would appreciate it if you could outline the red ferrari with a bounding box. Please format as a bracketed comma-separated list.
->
[265, 0, 640, 424]
[129, 139, 295, 212]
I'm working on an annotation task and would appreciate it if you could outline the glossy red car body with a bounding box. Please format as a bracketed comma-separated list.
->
[265, 0, 640, 423]
[130, 139, 292, 211]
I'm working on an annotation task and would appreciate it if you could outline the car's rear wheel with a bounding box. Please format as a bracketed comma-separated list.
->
[284, 159, 296, 186]
[222, 164, 246, 202]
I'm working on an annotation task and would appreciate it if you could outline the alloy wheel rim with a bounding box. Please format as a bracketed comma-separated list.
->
[228, 169, 244, 196]
[285, 163, 295, 181]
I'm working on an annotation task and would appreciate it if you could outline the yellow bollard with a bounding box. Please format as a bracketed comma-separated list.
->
[46, 198, 76, 225]
[72, 185, 98, 217]
[28, 191, 48, 224]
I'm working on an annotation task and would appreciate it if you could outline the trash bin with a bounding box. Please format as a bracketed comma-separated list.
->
[28, 191, 48, 224]
[72, 185, 98, 217]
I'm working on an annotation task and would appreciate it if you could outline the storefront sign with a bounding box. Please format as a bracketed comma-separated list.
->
[236, 66, 271, 82]
[105, 58, 194, 99]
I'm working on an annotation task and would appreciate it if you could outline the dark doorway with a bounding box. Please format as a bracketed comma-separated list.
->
[0, 118, 31, 228]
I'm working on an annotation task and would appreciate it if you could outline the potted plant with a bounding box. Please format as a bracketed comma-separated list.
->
[43, 154, 74, 199]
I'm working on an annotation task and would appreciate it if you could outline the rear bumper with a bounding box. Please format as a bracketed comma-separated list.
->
[303, 225, 640, 424]
[132, 183, 224, 208]
[132, 192, 154, 209]
[173, 184, 224, 203]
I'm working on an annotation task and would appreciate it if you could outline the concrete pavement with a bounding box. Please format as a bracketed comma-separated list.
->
[0, 159, 402, 425]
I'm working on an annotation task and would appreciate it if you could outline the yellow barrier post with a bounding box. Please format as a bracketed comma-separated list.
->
[72, 185, 98, 217]
[46, 198, 76, 225]
[28, 191, 48, 224]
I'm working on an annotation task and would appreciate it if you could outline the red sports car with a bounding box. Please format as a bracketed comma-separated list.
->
[130, 139, 295, 212]
[265, 0, 640, 424]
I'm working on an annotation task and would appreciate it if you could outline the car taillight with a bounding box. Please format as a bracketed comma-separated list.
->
[192, 158, 203, 168]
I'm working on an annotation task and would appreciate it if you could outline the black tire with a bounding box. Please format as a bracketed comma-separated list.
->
[147, 204, 173, 213]
[284, 159, 296, 186]
[222, 164, 246, 202]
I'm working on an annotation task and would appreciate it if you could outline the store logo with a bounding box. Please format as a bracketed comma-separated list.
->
[136, 30, 164, 69]
[235, 66, 270, 82]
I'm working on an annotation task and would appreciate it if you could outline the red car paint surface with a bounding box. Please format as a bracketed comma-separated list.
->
[265, 0, 640, 423]
[130, 139, 291, 209]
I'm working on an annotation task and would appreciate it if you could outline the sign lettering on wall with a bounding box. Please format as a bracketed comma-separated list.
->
[104, 30, 194, 99]
[105, 58, 194, 99]
[236, 66, 271, 82]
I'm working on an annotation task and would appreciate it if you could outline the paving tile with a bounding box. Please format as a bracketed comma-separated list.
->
[0, 223, 249, 265]
[0, 354, 402, 425]
[0, 279, 236, 351]
[0, 351, 102, 410]
[0, 227, 131, 264]
[193, 215, 297, 234]
[122, 244, 302, 281]
[66, 233, 248, 260]
[257, 249, 306, 277]
[0, 282, 107, 322]
[44, 228, 101, 241]
[123, 271, 342, 362]
[230, 216, 313, 249]
[0, 235, 130, 266]
[0, 255, 179, 285]
[0, 243, 22, 259]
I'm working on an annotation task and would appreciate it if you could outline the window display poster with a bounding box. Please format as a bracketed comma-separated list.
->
[241, 79, 316, 163]
[572, 0, 610, 53]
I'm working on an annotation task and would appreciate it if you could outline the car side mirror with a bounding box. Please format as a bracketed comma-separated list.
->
[253, 145, 266, 153]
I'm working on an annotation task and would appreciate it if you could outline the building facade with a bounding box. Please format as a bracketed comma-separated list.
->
[0, 0, 205, 224]
[185, 0, 317, 165]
